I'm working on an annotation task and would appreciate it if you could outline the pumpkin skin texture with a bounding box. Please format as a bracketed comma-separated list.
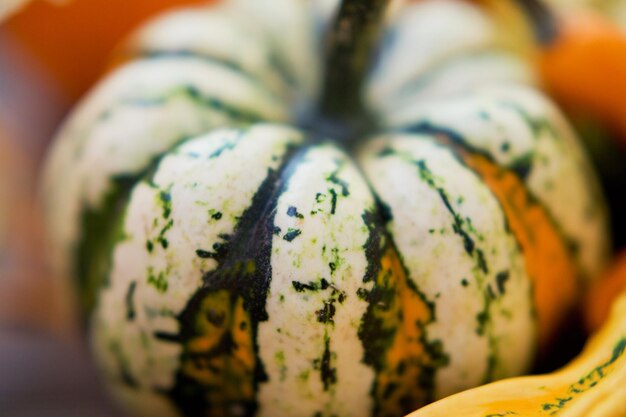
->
[405, 287, 626, 417]
[42, 1, 608, 416]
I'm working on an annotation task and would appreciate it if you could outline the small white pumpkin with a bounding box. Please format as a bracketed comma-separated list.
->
[42, 1, 608, 416]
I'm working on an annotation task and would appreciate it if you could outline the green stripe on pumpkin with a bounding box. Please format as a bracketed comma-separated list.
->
[166, 143, 305, 417]
[359, 204, 449, 417]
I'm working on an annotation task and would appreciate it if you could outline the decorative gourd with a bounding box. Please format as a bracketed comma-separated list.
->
[406, 286, 626, 417]
[42, 0, 609, 416]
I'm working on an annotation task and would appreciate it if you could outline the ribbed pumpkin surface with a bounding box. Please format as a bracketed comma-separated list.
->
[42, 0, 609, 416]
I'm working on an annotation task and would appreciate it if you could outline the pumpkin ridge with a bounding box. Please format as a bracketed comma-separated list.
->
[114, 1, 307, 100]
[75, 126, 245, 321]
[416, 126, 579, 348]
[130, 51, 293, 102]
[76, 176, 135, 320]
[111, 82, 273, 126]
[360, 134, 537, 396]
[369, 146, 503, 386]
[76, 153, 168, 321]
[52, 57, 291, 304]
[252, 143, 377, 416]
[387, 84, 607, 282]
[359, 205, 449, 416]
[70, 67, 290, 317]
[69, 58, 283, 166]
[166, 142, 306, 417]
[400, 120, 580, 267]
[376, 47, 513, 106]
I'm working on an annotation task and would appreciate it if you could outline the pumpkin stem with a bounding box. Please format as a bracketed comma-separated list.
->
[514, 0, 559, 45]
[316, 0, 390, 132]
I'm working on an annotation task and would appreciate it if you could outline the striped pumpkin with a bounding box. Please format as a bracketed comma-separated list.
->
[42, 0, 609, 416]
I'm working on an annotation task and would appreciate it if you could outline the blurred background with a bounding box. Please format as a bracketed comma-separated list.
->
[2, 0, 626, 416]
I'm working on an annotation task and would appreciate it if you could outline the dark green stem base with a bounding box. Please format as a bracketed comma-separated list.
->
[515, 0, 559, 45]
[308, 0, 390, 146]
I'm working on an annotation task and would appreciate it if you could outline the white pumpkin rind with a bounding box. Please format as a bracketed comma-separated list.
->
[42, 1, 609, 416]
